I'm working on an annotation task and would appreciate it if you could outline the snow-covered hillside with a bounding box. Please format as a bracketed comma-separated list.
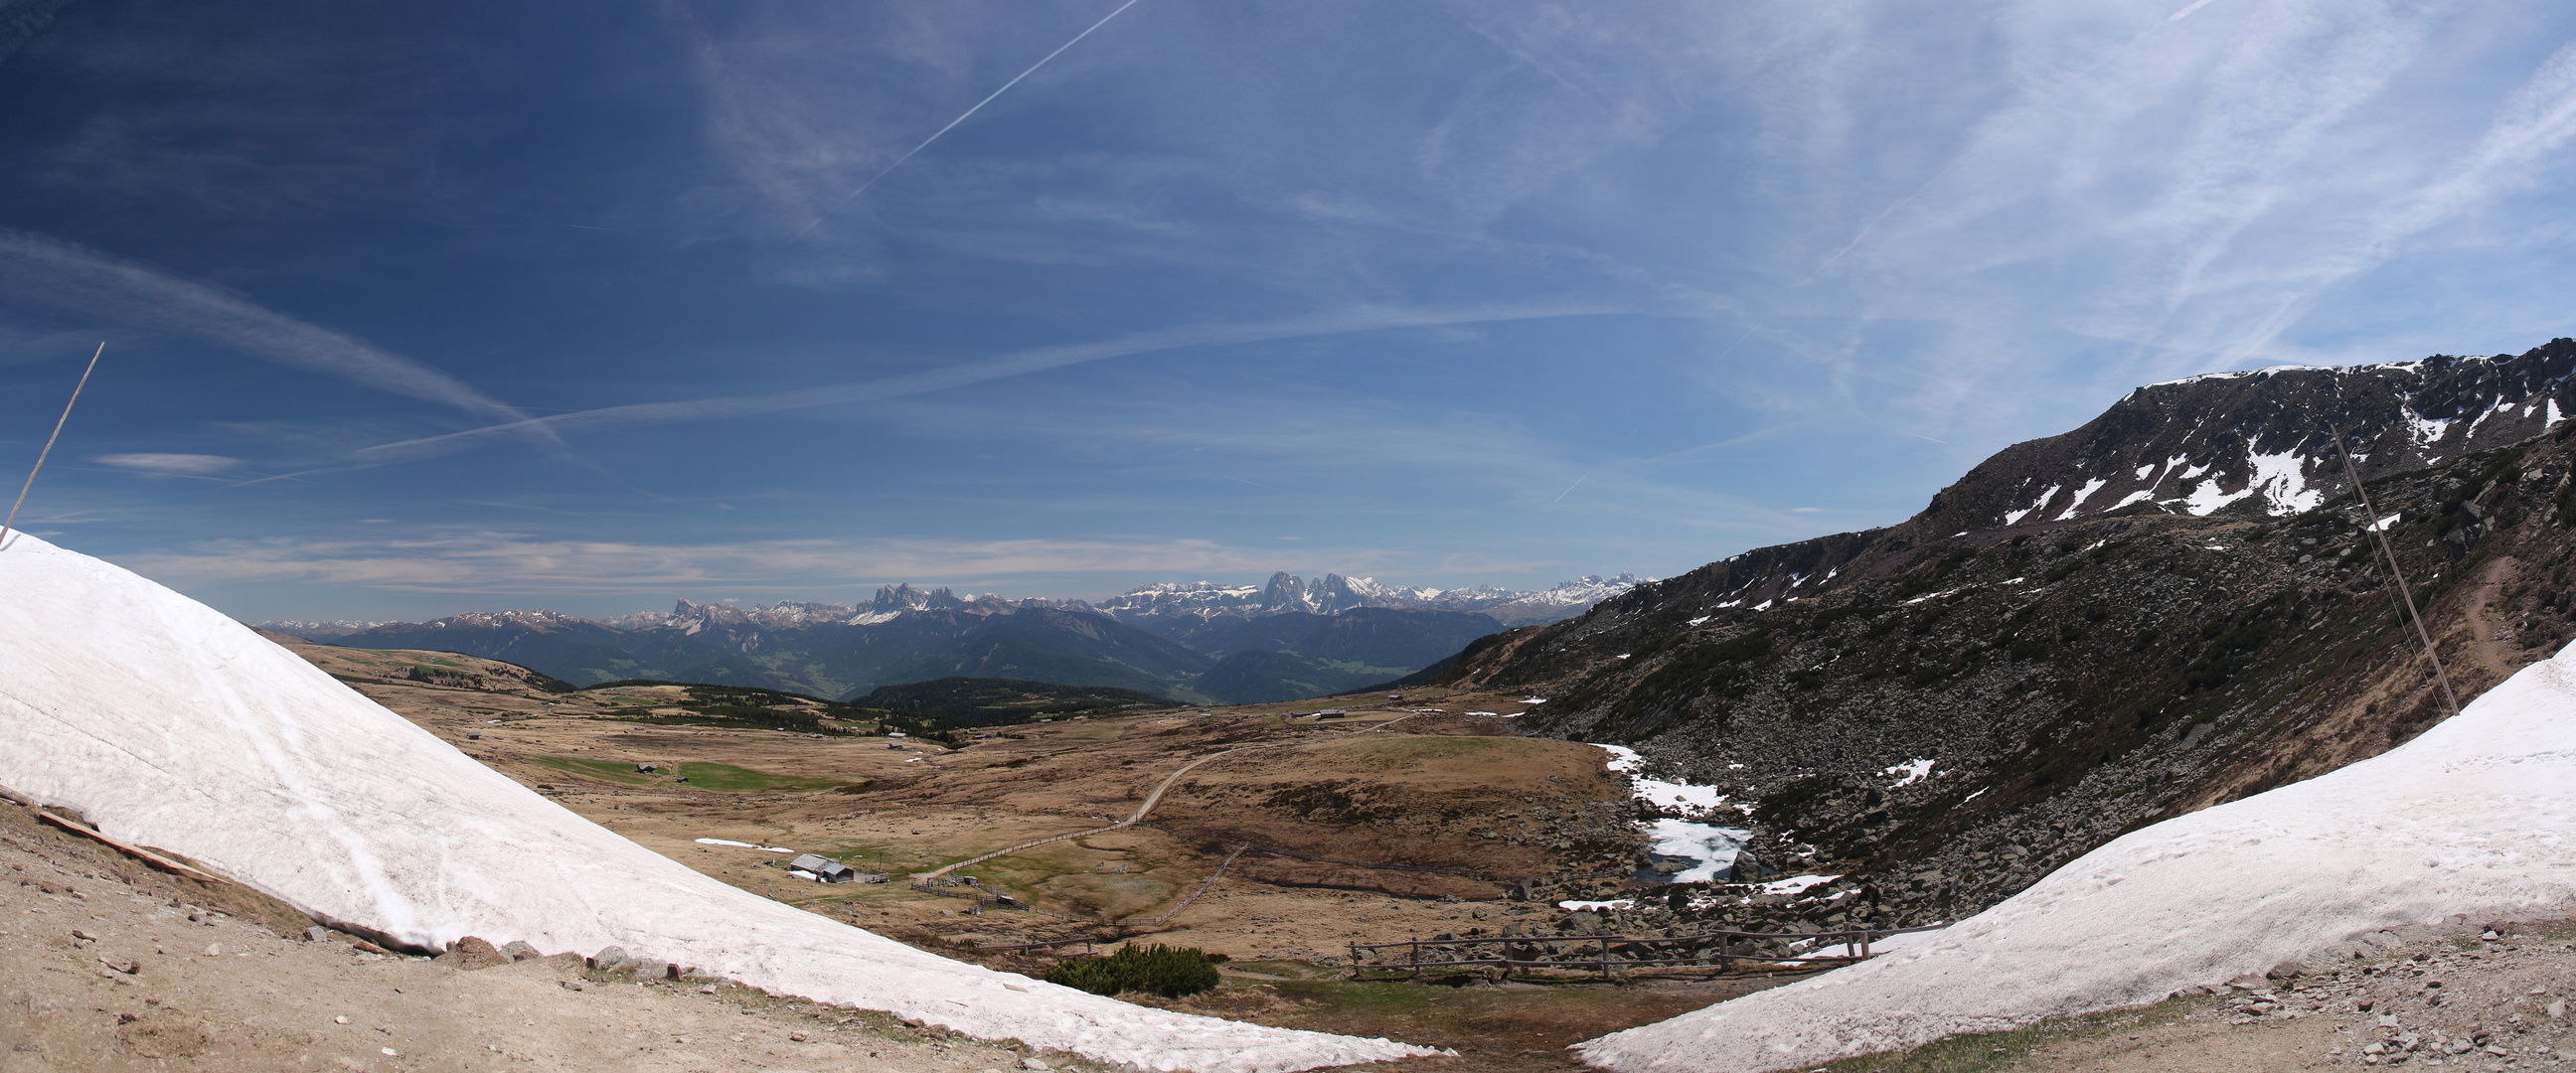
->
[0, 533, 1429, 1073]
[1576, 635, 2576, 1072]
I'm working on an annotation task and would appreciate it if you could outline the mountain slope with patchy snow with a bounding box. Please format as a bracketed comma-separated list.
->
[0, 532, 1430, 1073]
[1574, 634, 2576, 1073]
[1915, 341, 2576, 536]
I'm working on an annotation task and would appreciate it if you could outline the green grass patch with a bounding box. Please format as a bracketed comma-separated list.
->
[672, 761, 841, 793]
[1267, 978, 1484, 1017]
[524, 756, 840, 793]
[1044, 944, 1219, 997]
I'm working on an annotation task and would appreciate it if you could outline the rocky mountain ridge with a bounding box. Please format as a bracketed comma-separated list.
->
[1429, 341, 2576, 933]
[1922, 340, 2576, 535]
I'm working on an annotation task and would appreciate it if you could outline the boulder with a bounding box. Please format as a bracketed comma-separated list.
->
[436, 935, 509, 971]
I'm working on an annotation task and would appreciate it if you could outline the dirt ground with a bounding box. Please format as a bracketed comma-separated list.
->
[1817, 913, 2576, 1073]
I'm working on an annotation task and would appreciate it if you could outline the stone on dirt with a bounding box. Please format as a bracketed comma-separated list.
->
[436, 935, 509, 971]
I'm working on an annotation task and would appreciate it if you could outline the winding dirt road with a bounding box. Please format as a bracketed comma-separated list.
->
[919, 741, 1289, 879]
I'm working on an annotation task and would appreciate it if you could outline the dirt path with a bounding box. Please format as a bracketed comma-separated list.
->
[2462, 554, 2522, 678]
[922, 742, 1290, 879]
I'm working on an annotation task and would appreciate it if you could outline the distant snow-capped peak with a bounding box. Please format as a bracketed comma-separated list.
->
[1093, 569, 1652, 625]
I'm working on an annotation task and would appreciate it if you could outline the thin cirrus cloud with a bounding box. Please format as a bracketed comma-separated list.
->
[1772, 1, 2576, 438]
[338, 301, 1629, 468]
[90, 452, 240, 477]
[2192, 36, 2576, 366]
[0, 228, 555, 441]
[115, 532, 1365, 596]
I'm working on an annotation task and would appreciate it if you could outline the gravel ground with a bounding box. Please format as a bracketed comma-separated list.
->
[1824, 913, 2576, 1073]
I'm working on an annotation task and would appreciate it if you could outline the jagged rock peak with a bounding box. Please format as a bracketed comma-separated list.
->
[871, 583, 965, 614]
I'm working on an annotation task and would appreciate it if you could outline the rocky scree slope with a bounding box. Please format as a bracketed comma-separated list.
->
[1438, 384, 2576, 935]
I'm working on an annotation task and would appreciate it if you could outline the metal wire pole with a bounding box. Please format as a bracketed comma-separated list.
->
[2327, 423, 2462, 719]
[1, 342, 105, 548]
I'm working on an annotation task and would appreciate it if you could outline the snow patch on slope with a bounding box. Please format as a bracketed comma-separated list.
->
[2405, 407, 2456, 445]
[0, 534, 1429, 1073]
[1576, 637, 2576, 1073]
[1880, 757, 1935, 789]
[2052, 478, 2109, 522]
[2180, 449, 2323, 517]
[2003, 484, 2060, 527]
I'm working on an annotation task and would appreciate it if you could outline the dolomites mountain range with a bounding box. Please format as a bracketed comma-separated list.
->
[256, 570, 1644, 705]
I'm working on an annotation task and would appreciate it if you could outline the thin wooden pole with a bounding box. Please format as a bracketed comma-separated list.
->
[2328, 424, 2462, 718]
[2, 342, 104, 548]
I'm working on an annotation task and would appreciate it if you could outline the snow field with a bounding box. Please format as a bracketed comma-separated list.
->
[1576, 638, 2576, 1073]
[0, 534, 1433, 1073]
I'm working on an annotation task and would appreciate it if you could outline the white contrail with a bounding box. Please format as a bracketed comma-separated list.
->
[2168, 0, 2224, 22]
[332, 303, 1625, 470]
[0, 228, 561, 448]
[797, 0, 1146, 235]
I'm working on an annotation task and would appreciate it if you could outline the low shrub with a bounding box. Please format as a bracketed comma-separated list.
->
[1042, 944, 1220, 997]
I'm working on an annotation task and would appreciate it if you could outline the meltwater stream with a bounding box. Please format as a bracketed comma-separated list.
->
[1594, 744, 1753, 885]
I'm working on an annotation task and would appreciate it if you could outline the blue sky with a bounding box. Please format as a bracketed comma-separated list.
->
[6, 0, 2576, 622]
